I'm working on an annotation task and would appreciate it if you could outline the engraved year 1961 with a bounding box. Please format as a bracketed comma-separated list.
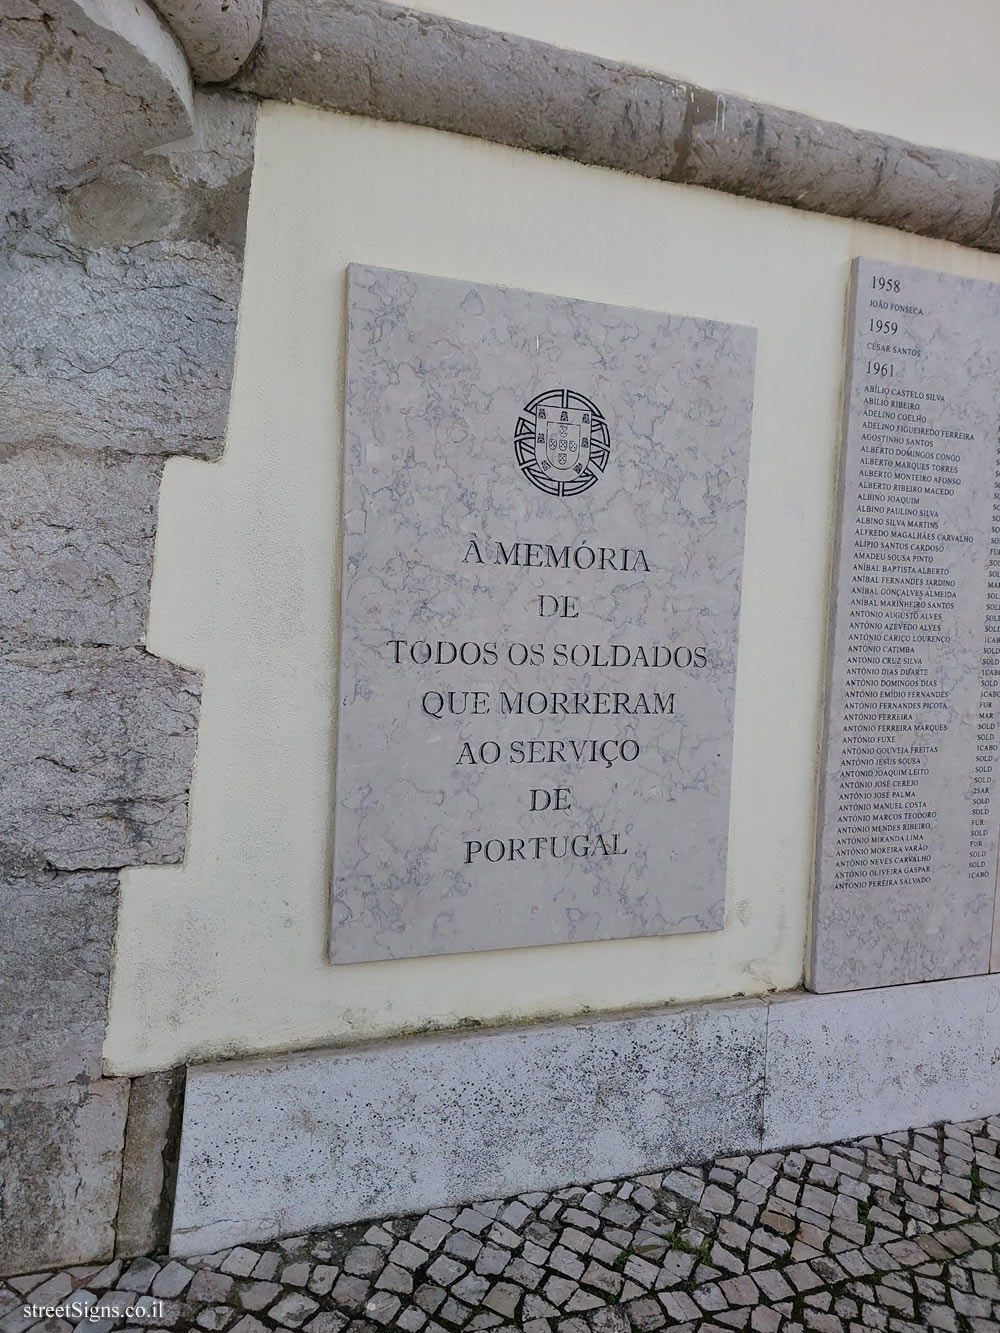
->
[867, 360, 896, 379]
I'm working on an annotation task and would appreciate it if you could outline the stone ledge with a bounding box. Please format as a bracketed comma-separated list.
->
[234, 0, 1000, 254]
[170, 973, 1000, 1256]
[763, 978, 1000, 1150]
[172, 1001, 768, 1254]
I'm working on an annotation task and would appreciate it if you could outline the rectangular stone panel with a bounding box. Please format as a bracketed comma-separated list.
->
[171, 975, 1000, 1258]
[764, 975, 1000, 1149]
[170, 1000, 767, 1255]
[811, 258, 1000, 991]
[332, 265, 756, 962]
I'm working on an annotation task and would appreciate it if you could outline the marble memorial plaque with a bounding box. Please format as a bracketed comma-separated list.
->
[331, 266, 755, 962]
[812, 258, 1000, 992]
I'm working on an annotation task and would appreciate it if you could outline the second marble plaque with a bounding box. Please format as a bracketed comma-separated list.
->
[332, 266, 756, 962]
[812, 258, 1000, 992]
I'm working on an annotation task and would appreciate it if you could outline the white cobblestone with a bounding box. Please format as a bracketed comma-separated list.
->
[9, 1116, 1000, 1331]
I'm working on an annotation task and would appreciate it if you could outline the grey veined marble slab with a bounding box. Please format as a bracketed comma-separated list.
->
[811, 258, 1000, 993]
[331, 265, 756, 962]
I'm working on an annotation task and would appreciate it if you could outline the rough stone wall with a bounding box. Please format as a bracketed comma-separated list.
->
[0, 89, 255, 1276]
[0, 0, 194, 241]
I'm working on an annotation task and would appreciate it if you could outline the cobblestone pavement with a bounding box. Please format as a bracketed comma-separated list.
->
[7, 1117, 1000, 1333]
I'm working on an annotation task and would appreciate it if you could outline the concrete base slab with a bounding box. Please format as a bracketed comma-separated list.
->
[171, 1001, 767, 1254]
[170, 971, 1000, 1256]
[763, 974, 1000, 1149]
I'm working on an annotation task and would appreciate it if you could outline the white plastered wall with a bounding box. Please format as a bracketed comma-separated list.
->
[419, 0, 1000, 163]
[104, 103, 1000, 1075]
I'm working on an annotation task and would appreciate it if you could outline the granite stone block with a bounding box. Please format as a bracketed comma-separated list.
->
[116, 1068, 186, 1259]
[60, 91, 257, 254]
[0, 445, 162, 647]
[0, 856, 118, 1090]
[0, 0, 193, 238]
[0, 647, 200, 870]
[0, 1079, 129, 1275]
[170, 1001, 767, 1254]
[0, 239, 240, 460]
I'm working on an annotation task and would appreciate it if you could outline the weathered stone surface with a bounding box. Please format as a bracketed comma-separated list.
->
[0, 1078, 129, 1274]
[0, 0, 193, 239]
[171, 1001, 767, 1253]
[763, 976, 1000, 1150]
[683, 95, 880, 215]
[172, 975, 1000, 1257]
[0, 854, 118, 1090]
[0, 647, 200, 870]
[0, 91, 249, 463]
[153, 0, 262, 83]
[682, 94, 1000, 247]
[0, 12, 249, 1291]
[0, 446, 162, 647]
[117, 1069, 186, 1259]
[0, 238, 241, 460]
[61, 91, 257, 254]
[236, 0, 1000, 254]
[863, 138, 1000, 247]
[236, 0, 687, 179]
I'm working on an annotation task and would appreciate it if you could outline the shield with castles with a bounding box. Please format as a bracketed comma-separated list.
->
[536, 404, 591, 477]
[514, 389, 610, 496]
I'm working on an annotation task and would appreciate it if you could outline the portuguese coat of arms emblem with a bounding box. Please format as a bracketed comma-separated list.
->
[514, 389, 610, 496]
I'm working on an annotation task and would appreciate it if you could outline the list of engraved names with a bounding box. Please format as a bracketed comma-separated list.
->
[814, 258, 1000, 987]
